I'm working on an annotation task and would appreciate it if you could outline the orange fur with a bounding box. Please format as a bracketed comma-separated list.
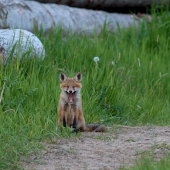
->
[58, 72, 105, 132]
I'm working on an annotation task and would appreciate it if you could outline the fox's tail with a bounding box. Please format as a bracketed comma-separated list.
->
[83, 124, 105, 132]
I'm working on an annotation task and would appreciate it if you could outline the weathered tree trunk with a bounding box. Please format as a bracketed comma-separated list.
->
[0, 29, 45, 63]
[0, 0, 146, 36]
[25, 0, 170, 9]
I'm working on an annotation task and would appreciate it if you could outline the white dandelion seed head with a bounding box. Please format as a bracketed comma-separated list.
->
[112, 61, 115, 65]
[94, 57, 99, 62]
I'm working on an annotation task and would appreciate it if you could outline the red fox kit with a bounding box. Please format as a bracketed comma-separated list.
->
[58, 72, 105, 132]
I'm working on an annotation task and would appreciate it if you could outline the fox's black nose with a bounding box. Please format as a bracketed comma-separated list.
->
[69, 90, 72, 93]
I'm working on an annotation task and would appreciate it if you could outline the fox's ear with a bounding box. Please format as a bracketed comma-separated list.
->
[60, 72, 68, 82]
[74, 72, 82, 82]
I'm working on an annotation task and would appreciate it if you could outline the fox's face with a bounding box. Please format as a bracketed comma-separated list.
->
[60, 72, 82, 103]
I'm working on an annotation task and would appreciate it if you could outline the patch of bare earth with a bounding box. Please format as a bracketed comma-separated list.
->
[22, 126, 170, 170]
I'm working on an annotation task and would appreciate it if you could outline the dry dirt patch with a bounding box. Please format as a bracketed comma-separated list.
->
[23, 126, 170, 170]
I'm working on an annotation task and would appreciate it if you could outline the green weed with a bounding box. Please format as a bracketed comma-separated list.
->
[129, 153, 170, 170]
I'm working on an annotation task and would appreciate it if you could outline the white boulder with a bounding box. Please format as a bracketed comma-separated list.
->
[0, 29, 45, 63]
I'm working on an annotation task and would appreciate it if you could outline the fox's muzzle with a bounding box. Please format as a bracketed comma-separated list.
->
[67, 90, 75, 93]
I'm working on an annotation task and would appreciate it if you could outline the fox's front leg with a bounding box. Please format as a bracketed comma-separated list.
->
[58, 104, 65, 130]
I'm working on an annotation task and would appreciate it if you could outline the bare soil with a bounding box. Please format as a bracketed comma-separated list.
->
[22, 126, 170, 170]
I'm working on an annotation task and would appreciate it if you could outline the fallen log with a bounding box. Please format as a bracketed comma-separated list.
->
[0, 0, 146, 35]
[25, 0, 170, 9]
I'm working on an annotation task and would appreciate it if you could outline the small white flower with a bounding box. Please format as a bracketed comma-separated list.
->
[94, 57, 99, 62]
[112, 61, 115, 65]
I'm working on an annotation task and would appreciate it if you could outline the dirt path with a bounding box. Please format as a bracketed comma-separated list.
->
[23, 126, 170, 170]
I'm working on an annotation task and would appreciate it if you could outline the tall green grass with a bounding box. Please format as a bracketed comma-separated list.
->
[0, 7, 170, 169]
[128, 152, 170, 170]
